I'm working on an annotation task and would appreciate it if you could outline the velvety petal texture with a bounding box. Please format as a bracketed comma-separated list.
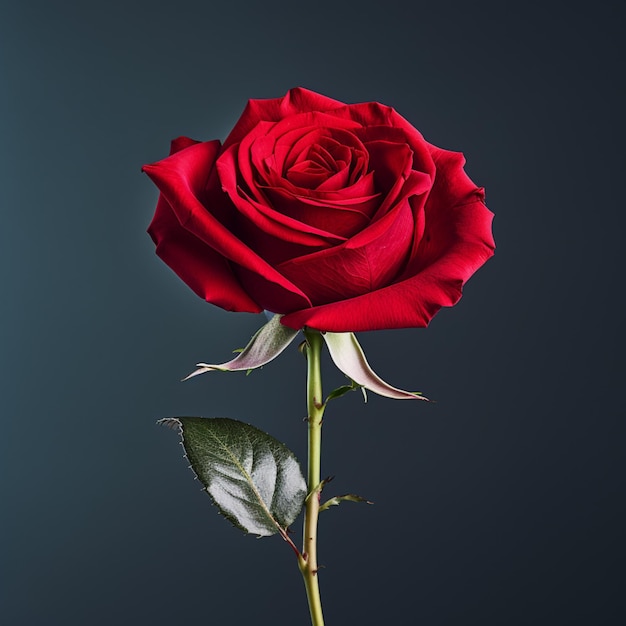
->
[144, 88, 495, 332]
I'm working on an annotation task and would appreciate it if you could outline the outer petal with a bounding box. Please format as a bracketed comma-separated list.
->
[168, 136, 202, 153]
[145, 138, 260, 311]
[322, 100, 397, 130]
[148, 194, 261, 312]
[143, 141, 311, 313]
[427, 145, 482, 206]
[404, 148, 487, 276]
[281, 200, 495, 332]
[223, 87, 346, 150]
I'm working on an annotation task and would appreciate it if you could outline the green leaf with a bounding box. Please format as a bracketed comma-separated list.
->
[319, 493, 373, 512]
[323, 332, 430, 401]
[183, 314, 299, 380]
[160, 417, 307, 537]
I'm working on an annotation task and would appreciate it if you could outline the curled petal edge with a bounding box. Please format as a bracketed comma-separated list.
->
[184, 314, 299, 380]
[322, 332, 429, 401]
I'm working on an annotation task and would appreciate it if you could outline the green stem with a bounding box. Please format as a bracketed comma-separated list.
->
[298, 330, 325, 626]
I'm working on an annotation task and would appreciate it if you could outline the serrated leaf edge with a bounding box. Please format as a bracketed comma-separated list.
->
[158, 418, 302, 546]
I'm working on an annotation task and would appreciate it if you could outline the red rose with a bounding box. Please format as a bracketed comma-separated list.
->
[144, 88, 494, 332]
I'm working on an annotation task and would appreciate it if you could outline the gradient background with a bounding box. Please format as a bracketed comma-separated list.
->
[1, 1, 624, 624]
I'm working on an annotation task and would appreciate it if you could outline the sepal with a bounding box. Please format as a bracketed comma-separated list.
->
[184, 314, 299, 380]
[323, 332, 429, 401]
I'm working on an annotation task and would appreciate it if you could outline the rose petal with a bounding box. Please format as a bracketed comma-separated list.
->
[427, 146, 482, 206]
[277, 197, 414, 305]
[234, 265, 313, 314]
[143, 141, 311, 313]
[223, 88, 347, 150]
[260, 184, 377, 239]
[363, 132, 435, 220]
[344, 169, 431, 250]
[286, 159, 339, 188]
[403, 148, 486, 275]
[281, 200, 495, 332]
[218, 143, 347, 247]
[144, 137, 260, 311]
[234, 120, 277, 206]
[334, 101, 430, 155]
[327, 100, 396, 128]
[170, 136, 201, 153]
[263, 168, 378, 207]
[272, 115, 363, 176]
[147, 190, 261, 313]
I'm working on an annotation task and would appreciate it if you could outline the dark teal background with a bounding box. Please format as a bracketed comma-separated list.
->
[1, 1, 623, 624]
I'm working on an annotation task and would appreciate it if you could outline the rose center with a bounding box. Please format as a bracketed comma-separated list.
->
[283, 135, 366, 191]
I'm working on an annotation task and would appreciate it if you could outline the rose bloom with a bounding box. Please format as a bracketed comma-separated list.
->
[143, 88, 494, 332]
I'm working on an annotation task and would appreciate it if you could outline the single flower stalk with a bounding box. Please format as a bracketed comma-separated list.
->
[298, 329, 326, 625]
